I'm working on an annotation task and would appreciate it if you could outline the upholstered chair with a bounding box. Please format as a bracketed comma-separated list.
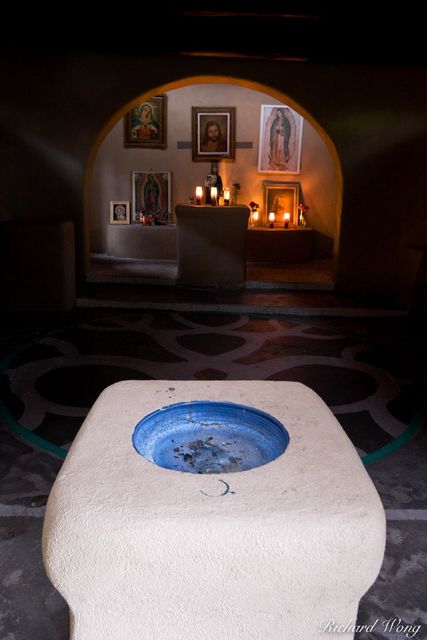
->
[175, 204, 250, 289]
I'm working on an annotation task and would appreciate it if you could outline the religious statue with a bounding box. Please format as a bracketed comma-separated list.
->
[204, 162, 224, 204]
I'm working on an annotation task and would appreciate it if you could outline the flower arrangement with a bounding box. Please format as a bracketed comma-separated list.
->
[249, 201, 260, 211]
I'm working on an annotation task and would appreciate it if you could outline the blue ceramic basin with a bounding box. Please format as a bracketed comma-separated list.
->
[132, 400, 289, 474]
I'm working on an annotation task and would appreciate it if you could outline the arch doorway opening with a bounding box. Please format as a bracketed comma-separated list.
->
[85, 76, 342, 292]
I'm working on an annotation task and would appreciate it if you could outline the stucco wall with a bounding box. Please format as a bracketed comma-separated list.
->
[90, 84, 336, 257]
[1, 54, 427, 304]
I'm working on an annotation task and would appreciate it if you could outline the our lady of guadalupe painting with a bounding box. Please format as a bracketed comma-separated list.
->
[132, 171, 171, 224]
[258, 105, 303, 174]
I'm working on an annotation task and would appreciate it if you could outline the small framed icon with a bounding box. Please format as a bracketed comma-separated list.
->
[110, 201, 131, 224]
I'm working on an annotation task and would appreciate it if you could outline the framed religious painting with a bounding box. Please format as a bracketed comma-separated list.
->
[109, 201, 130, 224]
[263, 181, 300, 227]
[124, 95, 167, 149]
[132, 171, 171, 224]
[192, 106, 236, 161]
[258, 105, 303, 174]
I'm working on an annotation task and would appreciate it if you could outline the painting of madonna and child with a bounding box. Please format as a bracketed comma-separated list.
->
[132, 172, 171, 224]
[258, 105, 303, 174]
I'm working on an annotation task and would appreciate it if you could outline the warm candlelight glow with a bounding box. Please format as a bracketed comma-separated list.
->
[195, 186, 203, 205]
[210, 186, 218, 205]
[269, 211, 275, 228]
[223, 187, 230, 200]
[253, 210, 259, 222]
[283, 212, 290, 228]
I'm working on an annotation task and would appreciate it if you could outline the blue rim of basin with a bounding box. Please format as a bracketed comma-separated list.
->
[132, 400, 290, 474]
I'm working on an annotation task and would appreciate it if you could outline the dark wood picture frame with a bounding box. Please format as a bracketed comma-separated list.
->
[124, 95, 167, 149]
[192, 106, 236, 161]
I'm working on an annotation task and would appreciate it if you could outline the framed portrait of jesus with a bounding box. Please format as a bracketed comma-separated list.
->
[192, 106, 236, 161]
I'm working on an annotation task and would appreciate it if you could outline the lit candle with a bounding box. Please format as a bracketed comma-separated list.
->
[210, 186, 217, 206]
[195, 186, 203, 206]
[253, 210, 259, 223]
[269, 212, 275, 228]
[283, 212, 290, 228]
[223, 187, 230, 205]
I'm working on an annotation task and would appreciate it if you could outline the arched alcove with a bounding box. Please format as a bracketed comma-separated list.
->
[83, 76, 342, 286]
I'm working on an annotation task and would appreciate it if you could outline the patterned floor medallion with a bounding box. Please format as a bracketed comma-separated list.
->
[3, 312, 413, 455]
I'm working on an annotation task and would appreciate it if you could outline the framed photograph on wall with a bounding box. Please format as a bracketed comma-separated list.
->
[258, 105, 303, 174]
[263, 181, 300, 227]
[192, 106, 236, 161]
[109, 201, 130, 225]
[132, 171, 171, 224]
[124, 95, 167, 148]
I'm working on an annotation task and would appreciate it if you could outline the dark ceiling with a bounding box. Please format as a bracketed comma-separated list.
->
[3, 2, 427, 66]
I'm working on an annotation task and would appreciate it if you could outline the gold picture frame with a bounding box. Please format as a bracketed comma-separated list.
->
[263, 181, 300, 227]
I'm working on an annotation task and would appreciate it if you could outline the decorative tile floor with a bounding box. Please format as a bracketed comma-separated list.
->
[0, 309, 426, 639]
